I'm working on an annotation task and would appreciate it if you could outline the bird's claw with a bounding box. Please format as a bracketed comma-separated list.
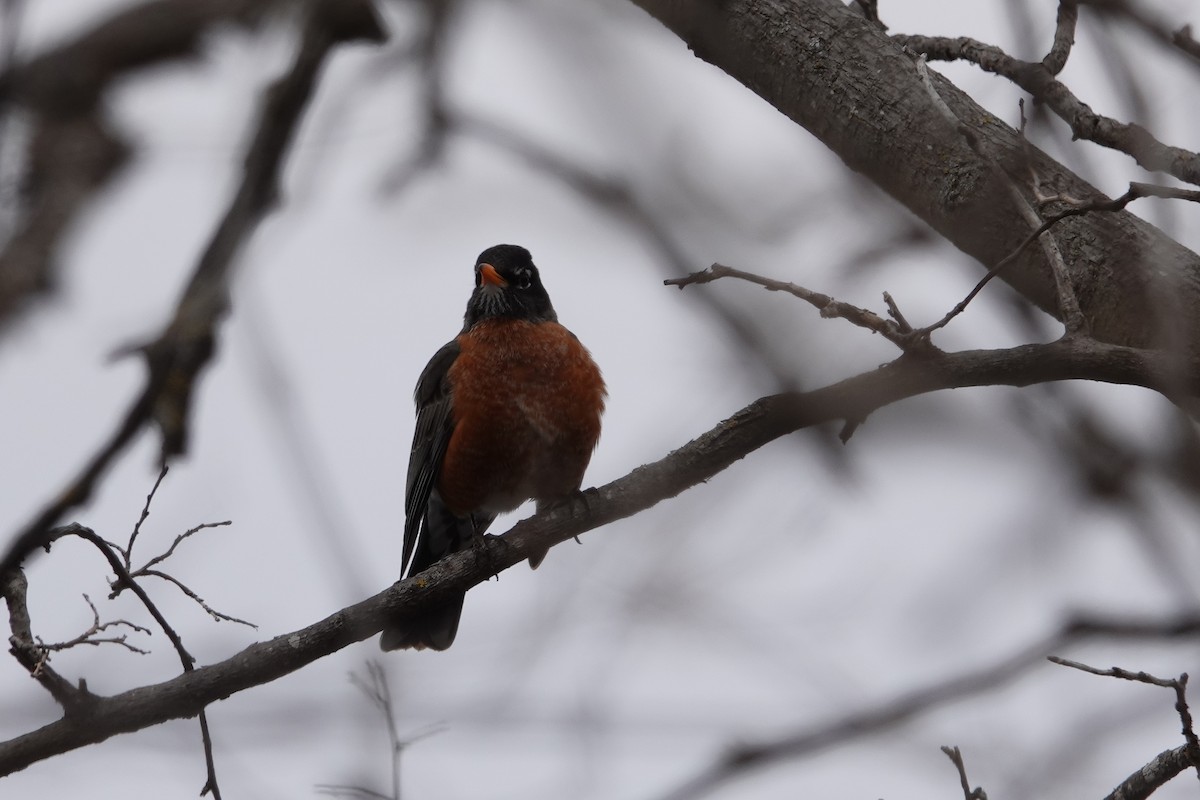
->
[472, 533, 508, 580]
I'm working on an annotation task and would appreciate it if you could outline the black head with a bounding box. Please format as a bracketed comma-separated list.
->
[462, 244, 557, 329]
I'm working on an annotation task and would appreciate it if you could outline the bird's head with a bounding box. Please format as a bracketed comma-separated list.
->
[463, 244, 557, 328]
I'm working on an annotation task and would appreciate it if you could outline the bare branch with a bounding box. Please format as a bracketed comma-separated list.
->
[1048, 655, 1179, 687]
[882, 291, 913, 333]
[1104, 745, 1195, 800]
[914, 56, 1087, 334]
[0, 0, 385, 581]
[1042, 1, 1078, 75]
[895, 31, 1200, 186]
[314, 786, 393, 800]
[124, 464, 169, 569]
[50, 523, 224, 793]
[105, 467, 245, 624]
[653, 610, 1200, 800]
[923, 182, 1200, 335]
[0, 0, 294, 335]
[664, 263, 914, 349]
[52, 524, 196, 666]
[3, 335, 1200, 774]
[136, 569, 255, 628]
[35, 594, 151, 656]
[1050, 656, 1200, 784]
[1, 566, 94, 713]
[319, 662, 445, 800]
[377, 0, 454, 195]
[628, 0, 1200, 353]
[670, 179, 1200, 355]
[135, 521, 233, 575]
[941, 745, 988, 800]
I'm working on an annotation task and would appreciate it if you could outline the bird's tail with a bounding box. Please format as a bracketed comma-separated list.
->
[379, 593, 465, 651]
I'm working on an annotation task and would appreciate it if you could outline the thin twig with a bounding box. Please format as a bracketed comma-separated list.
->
[922, 181, 1200, 334]
[0, 566, 93, 712]
[882, 291, 912, 333]
[664, 263, 916, 350]
[35, 594, 151, 655]
[51, 522, 229, 796]
[113, 499, 247, 627]
[1048, 655, 1177, 686]
[125, 463, 169, 569]
[1050, 655, 1200, 788]
[915, 56, 1088, 334]
[314, 786, 393, 800]
[137, 569, 256, 628]
[318, 661, 445, 800]
[52, 525, 195, 664]
[136, 521, 232, 574]
[941, 745, 988, 800]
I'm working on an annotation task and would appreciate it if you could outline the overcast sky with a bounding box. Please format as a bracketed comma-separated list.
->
[3, 1, 1200, 798]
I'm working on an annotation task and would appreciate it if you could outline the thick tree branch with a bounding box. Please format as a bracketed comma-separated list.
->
[2, 336, 1197, 776]
[625, 0, 1200, 356]
[1104, 745, 1195, 800]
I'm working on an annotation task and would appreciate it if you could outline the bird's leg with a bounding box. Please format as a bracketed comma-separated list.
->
[538, 487, 598, 545]
[468, 515, 506, 580]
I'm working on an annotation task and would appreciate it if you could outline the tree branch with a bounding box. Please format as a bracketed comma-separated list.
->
[1104, 745, 1196, 800]
[0, 0, 385, 580]
[2, 336, 1198, 775]
[1, 567, 94, 714]
[0, 0, 291, 335]
[654, 611, 1200, 800]
[625, 0, 1200, 355]
[893, 30, 1200, 186]
[664, 263, 912, 348]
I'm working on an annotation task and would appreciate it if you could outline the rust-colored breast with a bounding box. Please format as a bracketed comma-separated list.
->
[438, 318, 606, 516]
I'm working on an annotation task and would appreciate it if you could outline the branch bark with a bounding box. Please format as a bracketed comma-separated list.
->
[625, 0, 1200, 355]
[2, 336, 1195, 776]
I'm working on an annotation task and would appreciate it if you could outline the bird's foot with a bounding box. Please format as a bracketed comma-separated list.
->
[542, 487, 599, 519]
[472, 533, 508, 580]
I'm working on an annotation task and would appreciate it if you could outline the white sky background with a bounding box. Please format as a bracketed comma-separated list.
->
[3, 0, 1200, 798]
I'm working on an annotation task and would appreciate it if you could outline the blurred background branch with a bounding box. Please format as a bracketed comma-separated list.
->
[2, 0, 1200, 798]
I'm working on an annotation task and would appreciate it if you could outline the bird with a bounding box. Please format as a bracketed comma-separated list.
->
[380, 244, 606, 651]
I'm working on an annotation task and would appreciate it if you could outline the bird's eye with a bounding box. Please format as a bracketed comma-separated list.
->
[513, 269, 532, 290]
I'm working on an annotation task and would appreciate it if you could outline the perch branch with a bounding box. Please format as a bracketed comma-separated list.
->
[2, 336, 1200, 775]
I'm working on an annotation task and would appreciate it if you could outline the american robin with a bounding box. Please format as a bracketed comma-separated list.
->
[380, 244, 606, 651]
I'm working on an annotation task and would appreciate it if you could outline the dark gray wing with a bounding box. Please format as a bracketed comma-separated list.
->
[401, 339, 460, 577]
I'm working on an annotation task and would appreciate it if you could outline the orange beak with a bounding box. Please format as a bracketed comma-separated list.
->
[478, 263, 507, 288]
